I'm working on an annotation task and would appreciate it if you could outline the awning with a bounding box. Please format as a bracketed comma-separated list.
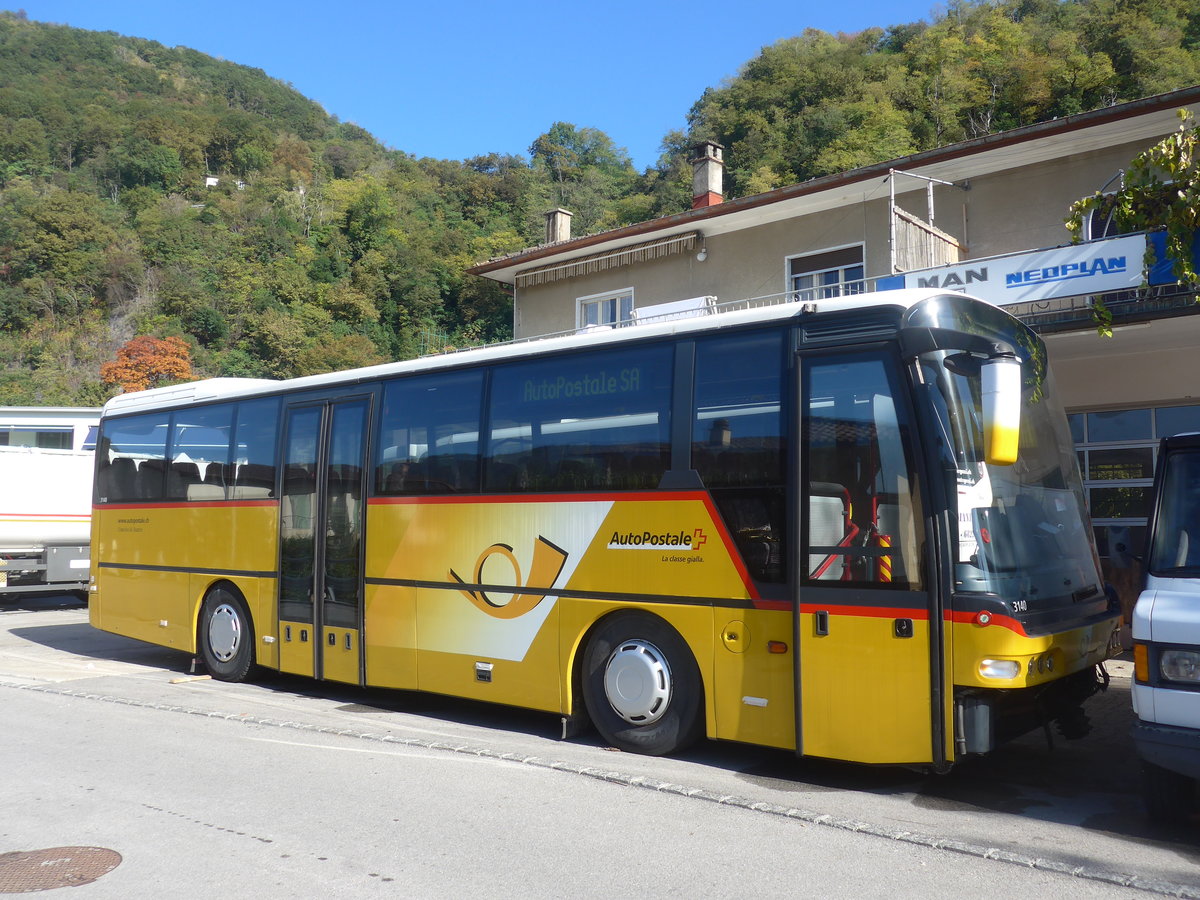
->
[515, 231, 702, 289]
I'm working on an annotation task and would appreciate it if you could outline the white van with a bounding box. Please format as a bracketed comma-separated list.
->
[1132, 432, 1200, 822]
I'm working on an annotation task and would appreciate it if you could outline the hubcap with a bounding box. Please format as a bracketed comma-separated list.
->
[603, 639, 671, 725]
[208, 602, 241, 663]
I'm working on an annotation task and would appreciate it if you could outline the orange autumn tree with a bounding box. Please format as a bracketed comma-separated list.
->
[100, 335, 196, 393]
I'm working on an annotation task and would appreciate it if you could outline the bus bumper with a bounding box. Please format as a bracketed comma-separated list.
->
[956, 665, 1105, 755]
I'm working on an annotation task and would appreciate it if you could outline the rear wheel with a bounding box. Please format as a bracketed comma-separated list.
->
[199, 586, 255, 682]
[582, 612, 703, 756]
[1141, 760, 1196, 825]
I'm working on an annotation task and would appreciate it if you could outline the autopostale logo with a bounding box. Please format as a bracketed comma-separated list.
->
[450, 536, 568, 620]
[608, 528, 708, 551]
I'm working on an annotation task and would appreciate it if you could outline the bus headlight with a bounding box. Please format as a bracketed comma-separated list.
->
[1161, 650, 1200, 684]
[979, 659, 1020, 680]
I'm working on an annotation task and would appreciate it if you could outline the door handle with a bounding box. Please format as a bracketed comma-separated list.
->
[815, 610, 829, 636]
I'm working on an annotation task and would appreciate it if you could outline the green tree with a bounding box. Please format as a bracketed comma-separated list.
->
[0, 117, 49, 181]
[1067, 109, 1200, 334]
[529, 123, 637, 231]
[7, 189, 119, 294]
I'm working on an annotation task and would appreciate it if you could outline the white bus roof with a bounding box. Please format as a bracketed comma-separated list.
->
[101, 288, 979, 416]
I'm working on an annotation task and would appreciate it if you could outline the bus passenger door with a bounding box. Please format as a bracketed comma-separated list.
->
[796, 351, 939, 766]
[277, 397, 371, 686]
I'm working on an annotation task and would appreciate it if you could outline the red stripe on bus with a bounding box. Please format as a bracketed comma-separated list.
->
[793, 606, 1028, 634]
[368, 490, 712, 505]
[798, 603, 932, 621]
[94, 500, 278, 510]
[946, 609, 1029, 636]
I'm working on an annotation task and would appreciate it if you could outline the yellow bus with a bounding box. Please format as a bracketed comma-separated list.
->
[89, 289, 1120, 767]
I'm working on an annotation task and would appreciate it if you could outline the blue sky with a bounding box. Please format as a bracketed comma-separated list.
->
[16, 1, 940, 170]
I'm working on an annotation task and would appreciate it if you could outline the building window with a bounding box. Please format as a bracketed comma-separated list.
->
[0, 427, 73, 449]
[577, 289, 634, 330]
[1070, 402, 1200, 625]
[788, 246, 865, 302]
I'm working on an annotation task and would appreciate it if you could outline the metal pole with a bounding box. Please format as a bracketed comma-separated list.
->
[927, 179, 936, 267]
[889, 169, 897, 274]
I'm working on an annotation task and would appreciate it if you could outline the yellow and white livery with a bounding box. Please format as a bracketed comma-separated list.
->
[90, 290, 1120, 767]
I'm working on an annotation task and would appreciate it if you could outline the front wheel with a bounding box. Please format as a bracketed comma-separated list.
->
[581, 612, 703, 756]
[198, 586, 256, 682]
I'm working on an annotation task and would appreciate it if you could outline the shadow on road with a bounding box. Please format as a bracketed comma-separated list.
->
[8, 600, 1200, 860]
[254, 662, 1200, 855]
[0, 593, 87, 612]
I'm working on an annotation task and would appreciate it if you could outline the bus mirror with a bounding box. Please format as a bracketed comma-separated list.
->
[943, 352, 982, 377]
[982, 355, 1021, 466]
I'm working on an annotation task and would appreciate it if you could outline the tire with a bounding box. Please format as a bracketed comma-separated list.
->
[1140, 759, 1195, 825]
[198, 586, 256, 682]
[581, 612, 704, 756]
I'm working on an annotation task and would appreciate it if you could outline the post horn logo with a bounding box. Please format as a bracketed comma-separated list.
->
[450, 536, 568, 619]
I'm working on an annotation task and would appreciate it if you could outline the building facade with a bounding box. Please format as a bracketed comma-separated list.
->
[467, 86, 1200, 621]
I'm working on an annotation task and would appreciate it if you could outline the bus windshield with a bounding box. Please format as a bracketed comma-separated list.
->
[906, 296, 1103, 609]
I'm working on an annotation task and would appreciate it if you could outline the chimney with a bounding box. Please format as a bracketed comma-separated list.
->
[544, 208, 573, 244]
[690, 141, 724, 209]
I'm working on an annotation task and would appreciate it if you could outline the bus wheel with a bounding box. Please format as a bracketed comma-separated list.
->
[582, 613, 703, 756]
[199, 587, 255, 683]
[1141, 760, 1195, 824]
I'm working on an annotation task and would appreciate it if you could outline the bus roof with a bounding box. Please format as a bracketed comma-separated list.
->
[101, 288, 984, 417]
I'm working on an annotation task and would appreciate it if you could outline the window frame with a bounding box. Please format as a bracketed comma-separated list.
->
[799, 347, 925, 591]
[576, 287, 635, 330]
[483, 341, 674, 493]
[374, 368, 486, 496]
[786, 244, 866, 303]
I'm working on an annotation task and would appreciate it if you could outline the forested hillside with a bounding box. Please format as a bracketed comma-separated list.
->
[0, 1, 1197, 403]
[687, 0, 1200, 193]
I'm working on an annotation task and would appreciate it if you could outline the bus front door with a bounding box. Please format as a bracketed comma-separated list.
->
[277, 397, 371, 686]
[796, 351, 939, 766]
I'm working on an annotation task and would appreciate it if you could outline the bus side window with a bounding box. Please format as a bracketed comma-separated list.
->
[95, 412, 168, 504]
[375, 370, 484, 496]
[167, 403, 234, 501]
[692, 330, 787, 585]
[802, 354, 923, 589]
[231, 398, 280, 500]
[486, 345, 673, 493]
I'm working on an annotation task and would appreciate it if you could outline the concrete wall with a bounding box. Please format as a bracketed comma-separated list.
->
[515, 201, 894, 338]
[952, 139, 1149, 260]
[1043, 315, 1200, 412]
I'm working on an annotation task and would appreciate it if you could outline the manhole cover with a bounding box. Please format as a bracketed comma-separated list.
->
[0, 847, 122, 893]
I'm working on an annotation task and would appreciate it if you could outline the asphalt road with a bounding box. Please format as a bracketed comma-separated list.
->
[2, 594, 1198, 898]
